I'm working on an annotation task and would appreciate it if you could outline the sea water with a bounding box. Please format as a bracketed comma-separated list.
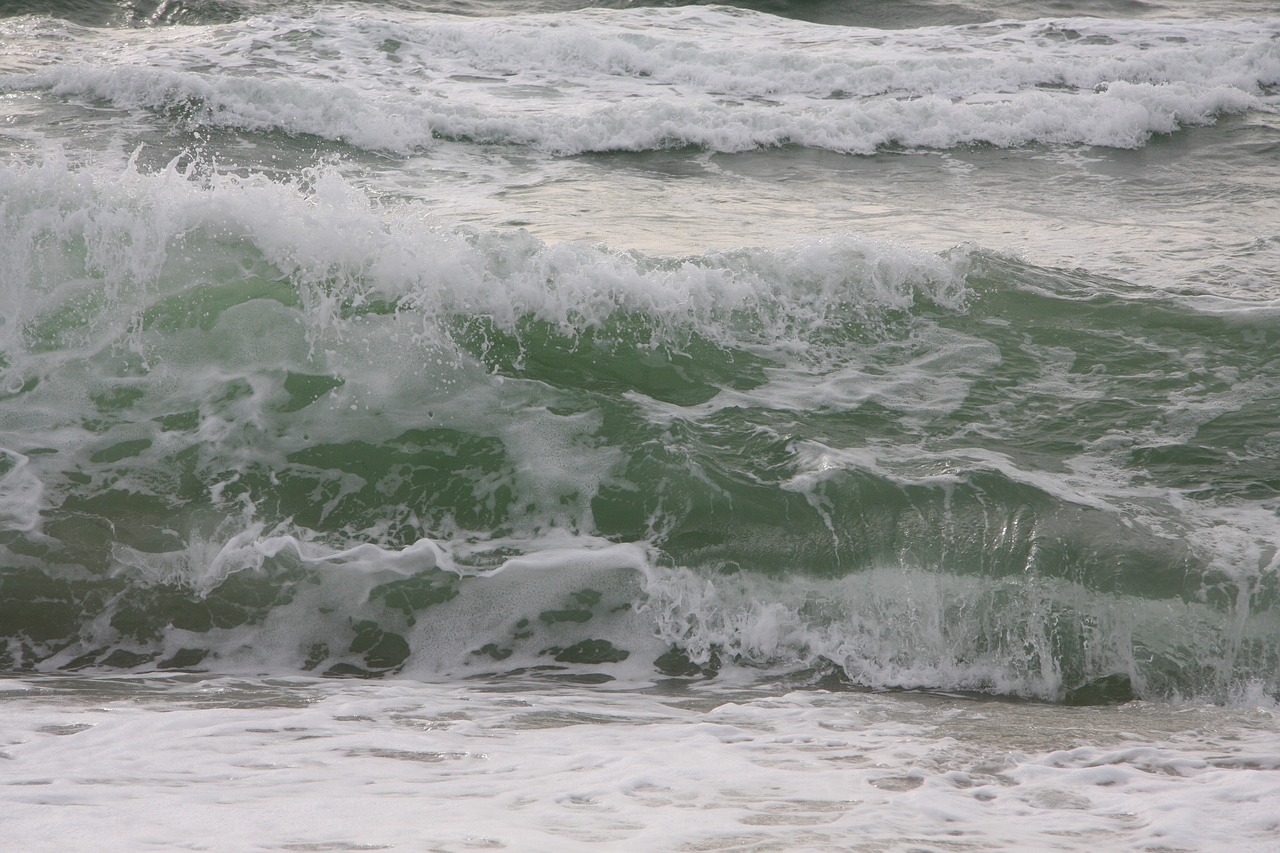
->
[1, 0, 1278, 849]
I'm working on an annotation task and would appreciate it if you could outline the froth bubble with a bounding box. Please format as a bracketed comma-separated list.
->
[2, 371, 25, 396]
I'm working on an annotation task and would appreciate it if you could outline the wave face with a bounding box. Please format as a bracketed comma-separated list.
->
[0, 155, 1277, 702]
[2, 5, 1277, 155]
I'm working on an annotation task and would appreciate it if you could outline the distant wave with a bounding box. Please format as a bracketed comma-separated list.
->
[3, 8, 1276, 154]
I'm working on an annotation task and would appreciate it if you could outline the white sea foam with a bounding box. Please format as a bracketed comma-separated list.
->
[1, 675, 1277, 852]
[3, 7, 1276, 154]
[0, 449, 43, 534]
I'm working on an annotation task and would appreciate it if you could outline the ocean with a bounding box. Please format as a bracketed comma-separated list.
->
[1, 0, 1278, 849]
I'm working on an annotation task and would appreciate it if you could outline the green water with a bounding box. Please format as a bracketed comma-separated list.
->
[1, 193, 1276, 701]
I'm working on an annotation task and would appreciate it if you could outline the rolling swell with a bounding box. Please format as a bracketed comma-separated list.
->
[1, 157, 1277, 702]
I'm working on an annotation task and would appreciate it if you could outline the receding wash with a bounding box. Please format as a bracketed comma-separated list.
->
[1, 0, 1278, 850]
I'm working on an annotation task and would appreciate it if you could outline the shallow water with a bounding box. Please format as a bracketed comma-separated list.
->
[3, 672, 1279, 852]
